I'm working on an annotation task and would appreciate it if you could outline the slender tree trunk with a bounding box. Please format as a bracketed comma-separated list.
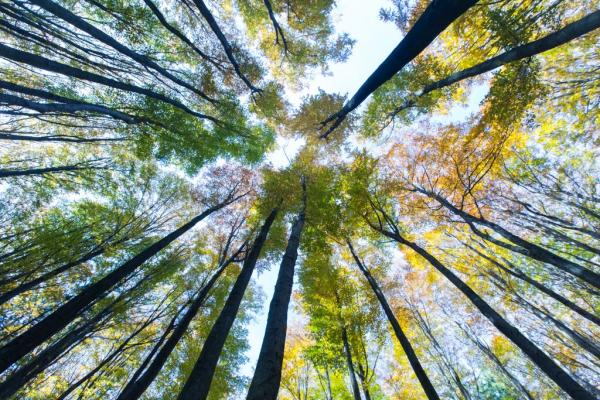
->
[0, 245, 107, 306]
[347, 239, 440, 400]
[356, 363, 372, 400]
[459, 324, 536, 400]
[177, 208, 278, 400]
[418, 188, 600, 289]
[389, 10, 600, 117]
[28, 0, 214, 103]
[467, 243, 600, 326]
[0, 296, 119, 398]
[247, 207, 306, 400]
[140, 0, 222, 70]
[190, 0, 260, 92]
[0, 43, 216, 121]
[0, 161, 106, 178]
[0, 80, 140, 123]
[341, 325, 362, 400]
[368, 219, 594, 399]
[0, 201, 230, 373]
[57, 307, 163, 400]
[117, 246, 243, 400]
[320, 0, 478, 138]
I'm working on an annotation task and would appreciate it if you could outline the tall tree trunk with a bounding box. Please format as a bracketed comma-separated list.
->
[0, 43, 216, 121]
[0, 245, 109, 306]
[0, 200, 231, 373]
[368, 218, 594, 400]
[177, 208, 278, 400]
[389, 10, 600, 117]
[0, 292, 123, 398]
[117, 244, 244, 400]
[341, 325, 362, 400]
[140, 0, 222, 70]
[0, 80, 140, 123]
[320, 0, 478, 138]
[0, 162, 105, 178]
[356, 363, 372, 400]
[347, 239, 440, 400]
[190, 0, 260, 93]
[28, 0, 214, 103]
[57, 301, 167, 400]
[466, 243, 600, 327]
[247, 205, 306, 400]
[417, 187, 600, 289]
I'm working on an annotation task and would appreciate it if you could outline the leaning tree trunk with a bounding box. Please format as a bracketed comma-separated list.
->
[347, 239, 440, 400]
[177, 208, 278, 400]
[341, 325, 362, 400]
[389, 10, 600, 117]
[320, 0, 478, 138]
[418, 188, 600, 289]
[247, 207, 306, 400]
[28, 0, 214, 102]
[116, 246, 243, 400]
[372, 223, 594, 400]
[0, 200, 231, 373]
[190, 0, 260, 92]
[0, 43, 214, 121]
[467, 243, 600, 327]
[0, 245, 109, 306]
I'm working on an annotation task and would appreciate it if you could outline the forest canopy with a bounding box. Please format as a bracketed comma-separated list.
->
[0, 0, 599, 399]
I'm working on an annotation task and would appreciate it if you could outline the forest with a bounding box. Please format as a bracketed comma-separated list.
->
[0, 0, 598, 398]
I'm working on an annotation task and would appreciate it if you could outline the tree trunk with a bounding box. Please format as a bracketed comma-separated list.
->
[467, 243, 600, 326]
[418, 188, 600, 289]
[141, 0, 222, 70]
[389, 10, 600, 117]
[177, 208, 278, 400]
[0, 43, 216, 122]
[347, 239, 440, 400]
[0, 201, 230, 373]
[190, 0, 260, 93]
[0, 162, 105, 178]
[320, 0, 478, 138]
[247, 208, 305, 400]
[0, 245, 108, 306]
[28, 0, 214, 103]
[341, 325, 362, 400]
[117, 246, 242, 400]
[0, 294, 121, 398]
[370, 220, 594, 400]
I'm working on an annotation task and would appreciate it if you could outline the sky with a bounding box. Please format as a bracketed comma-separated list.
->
[240, 0, 401, 379]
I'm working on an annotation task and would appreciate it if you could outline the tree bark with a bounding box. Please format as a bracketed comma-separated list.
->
[389, 10, 600, 117]
[467, 243, 600, 327]
[0, 161, 105, 178]
[247, 207, 306, 400]
[177, 208, 278, 400]
[0, 80, 140, 123]
[341, 325, 362, 400]
[28, 0, 215, 103]
[0, 200, 231, 373]
[369, 220, 594, 400]
[417, 187, 600, 289]
[117, 245, 243, 400]
[0, 245, 107, 306]
[0, 43, 217, 122]
[320, 0, 478, 138]
[190, 0, 260, 93]
[347, 239, 440, 400]
[141, 0, 223, 71]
